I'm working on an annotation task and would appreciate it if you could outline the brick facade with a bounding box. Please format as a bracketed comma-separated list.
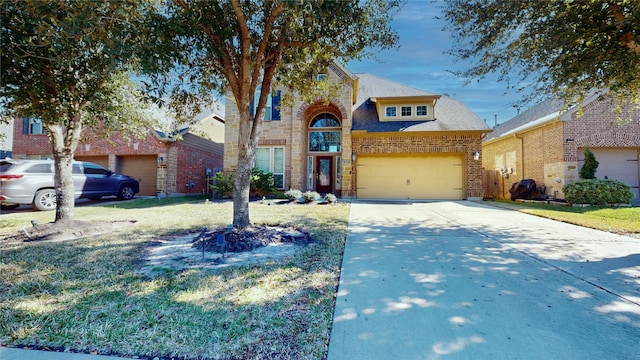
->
[351, 132, 485, 198]
[483, 96, 640, 200]
[12, 117, 223, 197]
[225, 63, 486, 199]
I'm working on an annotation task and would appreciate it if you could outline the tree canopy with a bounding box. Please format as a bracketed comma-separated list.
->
[441, 0, 640, 108]
[1, 0, 155, 222]
[147, 0, 401, 228]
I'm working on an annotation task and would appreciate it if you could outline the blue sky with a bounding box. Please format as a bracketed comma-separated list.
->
[347, 1, 524, 126]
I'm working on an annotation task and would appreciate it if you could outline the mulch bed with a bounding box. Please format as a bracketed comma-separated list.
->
[191, 224, 313, 253]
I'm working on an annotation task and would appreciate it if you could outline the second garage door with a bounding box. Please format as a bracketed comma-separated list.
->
[117, 155, 158, 196]
[580, 148, 640, 202]
[356, 154, 465, 200]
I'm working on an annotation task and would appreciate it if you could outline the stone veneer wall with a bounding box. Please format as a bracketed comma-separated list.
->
[224, 63, 355, 193]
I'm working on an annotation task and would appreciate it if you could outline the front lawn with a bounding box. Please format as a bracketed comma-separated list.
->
[487, 200, 640, 236]
[0, 196, 350, 359]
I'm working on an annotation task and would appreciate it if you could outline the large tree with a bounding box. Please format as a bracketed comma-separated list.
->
[1, 0, 154, 222]
[441, 0, 640, 108]
[148, 0, 401, 228]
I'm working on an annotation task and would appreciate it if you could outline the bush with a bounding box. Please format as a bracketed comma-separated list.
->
[563, 179, 634, 205]
[301, 191, 321, 203]
[579, 147, 599, 179]
[250, 168, 276, 196]
[284, 189, 303, 201]
[212, 169, 276, 199]
[212, 172, 233, 199]
[325, 193, 337, 203]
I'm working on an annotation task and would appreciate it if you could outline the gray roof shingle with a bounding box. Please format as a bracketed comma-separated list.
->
[484, 97, 564, 142]
[352, 73, 490, 132]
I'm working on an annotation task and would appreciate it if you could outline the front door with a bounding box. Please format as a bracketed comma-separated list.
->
[316, 156, 333, 194]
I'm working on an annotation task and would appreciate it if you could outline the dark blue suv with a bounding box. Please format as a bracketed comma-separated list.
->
[0, 159, 140, 211]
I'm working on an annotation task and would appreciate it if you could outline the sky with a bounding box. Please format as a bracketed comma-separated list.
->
[346, 1, 524, 126]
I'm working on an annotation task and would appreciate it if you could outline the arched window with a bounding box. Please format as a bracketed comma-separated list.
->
[310, 114, 340, 128]
[309, 113, 341, 152]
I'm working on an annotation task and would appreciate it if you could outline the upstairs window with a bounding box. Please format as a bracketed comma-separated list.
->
[417, 105, 428, 116]
[250, 87, 281, 121]
[22, 116, 45, 135]
[401, 106, 412, 117]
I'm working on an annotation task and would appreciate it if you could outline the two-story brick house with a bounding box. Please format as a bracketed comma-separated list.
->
[12, 111, 225, 197]
[482, 92, 640, 202]
[224, 62, 491, 200]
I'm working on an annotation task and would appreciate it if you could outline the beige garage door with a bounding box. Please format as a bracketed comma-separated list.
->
[356, 154, 465, 200]
[75, 155, 109, 169]
[580, 148, 640, 201]
[117, 155, 158, 196]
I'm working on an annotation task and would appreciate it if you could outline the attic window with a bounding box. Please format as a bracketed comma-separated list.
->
[385, 106, 397, 117]
[372, 95, 440, 122]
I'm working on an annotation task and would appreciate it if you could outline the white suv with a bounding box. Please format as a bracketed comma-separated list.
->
[0, 159, 140, 211]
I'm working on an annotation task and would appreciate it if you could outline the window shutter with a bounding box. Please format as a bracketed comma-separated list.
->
[249, 96, 255, 117]
[22, 116, 29, 134]
[271, 90, 281, 120]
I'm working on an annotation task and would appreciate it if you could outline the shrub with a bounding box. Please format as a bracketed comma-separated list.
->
[301, 191, 321, 203]
[563, 179, 634, 205]
[579, 147, 599, 179]
[284, 189, 303, 201]
[212, 172, 233, 199]
[325, 193, 337, 203]
[250, 168, 276, 196]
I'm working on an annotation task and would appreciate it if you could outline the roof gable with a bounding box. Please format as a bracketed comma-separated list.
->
[483, 90, 605, 143]
[352, 73, 489, 132]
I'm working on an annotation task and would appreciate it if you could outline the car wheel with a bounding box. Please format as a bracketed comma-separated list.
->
[33, 189, 56, 211]
[117, 184, 135, 200]
[0, 204, 20, 210]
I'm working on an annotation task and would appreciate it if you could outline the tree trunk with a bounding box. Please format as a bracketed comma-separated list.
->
[232, 105, 262, 229]
[46, 116, 82, 223]
[53, 152, 75, 223]
[232, 153, 253, 229]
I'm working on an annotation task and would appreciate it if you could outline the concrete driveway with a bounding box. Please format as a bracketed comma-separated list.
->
[328, 201, 640, 359]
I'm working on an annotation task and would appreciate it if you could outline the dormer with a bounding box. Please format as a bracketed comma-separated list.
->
[370, 95, 441, 121]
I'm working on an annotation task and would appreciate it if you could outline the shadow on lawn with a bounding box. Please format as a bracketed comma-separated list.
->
[0, 210, 347, 360]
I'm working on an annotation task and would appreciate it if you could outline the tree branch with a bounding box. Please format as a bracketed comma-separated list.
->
[609, 2, 640, 55]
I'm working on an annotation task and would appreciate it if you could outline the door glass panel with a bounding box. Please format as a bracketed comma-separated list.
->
[307, 156, 313, 189]
[319, 158, 330, 186]
[336, 156, 341, 189]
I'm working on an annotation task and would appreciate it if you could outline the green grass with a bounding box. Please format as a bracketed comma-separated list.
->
[487, 200, 640, 235]
[0, 196, 350, 359]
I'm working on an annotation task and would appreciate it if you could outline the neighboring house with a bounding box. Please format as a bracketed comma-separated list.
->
[482, 92, 640, 202]
[0, 120, 13, 158]
[11, 111, 225, 197]
[224, 63, 491, 200]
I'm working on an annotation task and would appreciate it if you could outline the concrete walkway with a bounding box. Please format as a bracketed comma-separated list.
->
[327, 200, 640, 359]
[0, 348, 129, 360]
